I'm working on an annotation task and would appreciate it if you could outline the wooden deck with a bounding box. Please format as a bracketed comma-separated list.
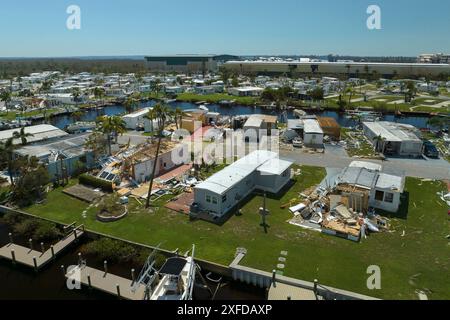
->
[0, 229, 84, 270]
[66, 265, 147, 300]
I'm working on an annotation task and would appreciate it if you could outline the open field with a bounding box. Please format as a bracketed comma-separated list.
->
[22, 167, 450, 300]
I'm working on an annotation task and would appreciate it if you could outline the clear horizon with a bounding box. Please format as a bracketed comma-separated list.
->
[0, 0, 449, 58]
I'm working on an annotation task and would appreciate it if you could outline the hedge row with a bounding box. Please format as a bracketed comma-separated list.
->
[79, 174, 113, 192]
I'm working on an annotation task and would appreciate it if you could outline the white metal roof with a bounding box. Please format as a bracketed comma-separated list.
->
[122, 107, 151, 119]
[349, 161, 382, 172]
[0, 124, 68, 145]
[195, 150, 280, 195]
[363, 121, 421, 142]
[375, 173, 405, 192]
[243, 116, 263, 128]
[303, 119, 323, 134]
[257, 158, 292, 175]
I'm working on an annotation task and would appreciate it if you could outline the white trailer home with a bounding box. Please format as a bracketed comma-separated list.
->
[191, 151, 293, 219]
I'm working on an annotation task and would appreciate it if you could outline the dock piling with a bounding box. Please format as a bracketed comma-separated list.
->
[11, 249, 16, 264]
[116, 284, 121, 298]
[272, 270, 277, 288]
[74, 229, 78, 240]
[87, 274, 92, 288]
[28, 238, 33, 251]
[51, 245, 55, 259]
[33, 256, 38, 271]
[78, 252, 82, 266]
[131, 268, 135, 283]
[8, 233, 13, 244]
[61, 265, 66, 278]
[314, 279, 318, 294]
[40, 242, 45, 254]
[104, 260, 108, 275]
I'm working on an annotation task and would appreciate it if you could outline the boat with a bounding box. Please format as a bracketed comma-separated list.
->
[132, 245, 196, 300]
[198, 105, 209, 111]
[65, 121, 96, 133]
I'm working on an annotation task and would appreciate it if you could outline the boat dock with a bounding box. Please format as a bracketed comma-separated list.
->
[0, 226, 84, 270]
[65, 264, 147, 300]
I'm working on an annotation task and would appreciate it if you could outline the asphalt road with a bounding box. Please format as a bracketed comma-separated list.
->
[280, 146, 450, 180]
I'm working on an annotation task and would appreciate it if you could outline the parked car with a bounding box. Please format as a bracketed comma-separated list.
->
[423, 140, 440, 158]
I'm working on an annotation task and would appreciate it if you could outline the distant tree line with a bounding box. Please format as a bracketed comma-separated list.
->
[0, 58, 148, 78]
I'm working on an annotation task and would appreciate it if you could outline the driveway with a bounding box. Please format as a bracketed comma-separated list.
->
[280, 145, 450, 180]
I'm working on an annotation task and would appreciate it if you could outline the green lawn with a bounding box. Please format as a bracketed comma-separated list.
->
[0, 108, 60, 121]
[176, 93, 257, 106]
[23, 167, 450, 300]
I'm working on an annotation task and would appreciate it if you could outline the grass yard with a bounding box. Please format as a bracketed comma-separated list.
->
[23, 167, 450, 300]
[176, 93, 257, 106]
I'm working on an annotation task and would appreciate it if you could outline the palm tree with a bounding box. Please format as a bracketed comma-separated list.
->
[346, 86, 355, 109]
[173, 107, 188, 130]
[13, 127, 34, 146]
[0, 138, 16, 186]
[373, 135, 386, 154]
[0, 91, 11, 107]
[144, 104, 171, 209]
[97, 116, 114, 155]
[71, 87, 82, 106]
[97, 116, 127, 154]
[111, 116, 127, 143]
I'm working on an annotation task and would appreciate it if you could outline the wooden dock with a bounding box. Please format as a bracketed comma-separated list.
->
[66, 265, 147, 300]
[0, 229, 84, 270]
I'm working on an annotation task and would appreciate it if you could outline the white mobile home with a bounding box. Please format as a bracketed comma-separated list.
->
[122, 108, 152, 130]
[192, 151, 293, 218]
[303, 119, 324, 147]
[363, 121, 423, 157]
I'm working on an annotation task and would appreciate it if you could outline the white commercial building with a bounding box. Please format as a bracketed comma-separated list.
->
[192, 150, 293, 218]
[363, 121, 423, 157]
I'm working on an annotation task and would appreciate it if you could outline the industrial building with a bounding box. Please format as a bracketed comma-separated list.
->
[0, 124, 68, 145]
[223, 60, 450, 78]
[362, 121, 423, 157]
[145, 55, 239, 73]
[191, 150, 293, 219]
[14, 133, 94, 181]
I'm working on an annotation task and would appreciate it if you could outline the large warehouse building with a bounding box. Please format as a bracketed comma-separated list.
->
[145, 54, 239, 73]
[223, 60, 450, 78]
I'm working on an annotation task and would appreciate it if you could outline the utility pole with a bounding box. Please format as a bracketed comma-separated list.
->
[260, 192, 270, 234]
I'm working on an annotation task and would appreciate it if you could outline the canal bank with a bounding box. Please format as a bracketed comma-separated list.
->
[24, 99, 440, 132]
[0, 209, 266, 300]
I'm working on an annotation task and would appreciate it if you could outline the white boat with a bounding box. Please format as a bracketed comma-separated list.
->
[150, 256, 195, 300]
[198, 105, 209, 111]
[132, 245, 196, 301]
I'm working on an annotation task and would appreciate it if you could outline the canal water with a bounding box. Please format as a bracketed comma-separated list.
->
[0, 223, 266, 300]
[39, 100, 433, 131]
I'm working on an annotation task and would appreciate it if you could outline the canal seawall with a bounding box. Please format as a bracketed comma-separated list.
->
[0, 205, 381, 300]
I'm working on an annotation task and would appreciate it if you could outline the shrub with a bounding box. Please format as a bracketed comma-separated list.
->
[82, 238, 138, 263]
[0, 211, 24, 225]
[98, 194, 125, 217]
[11, 217, 61, 241]
[79, 174, 113, 192]
[13, 219, 40, 237]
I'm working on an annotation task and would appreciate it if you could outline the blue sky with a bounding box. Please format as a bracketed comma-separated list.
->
[0, 0, 449, 57]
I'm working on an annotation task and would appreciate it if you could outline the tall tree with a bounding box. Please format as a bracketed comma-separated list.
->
[144, 104, 171, 209]
[13, 127, 34, 146]
[0, 138, 17, 186]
